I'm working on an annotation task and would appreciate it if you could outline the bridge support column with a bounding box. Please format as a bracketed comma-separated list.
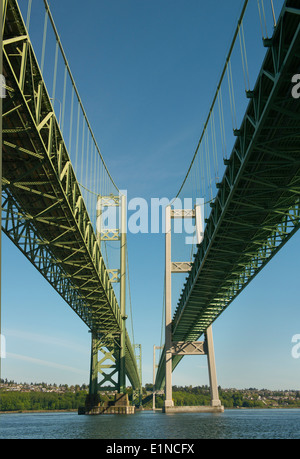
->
[119, 193, 127, 394]
[81, 194, 138, 415]
[163, 333, 223, 413]
[163, 204, 223, 413]
[88, 332, 100, 406]
[132, 344, 143, 408]
[81, 332, 137, 414]
[164, 205, 201, 410]
[153, 345, 163, 410]
[96, 193, 127, 395]
[205, 326, 222, 408]
[164, 205, 174, 409]
[87, 332, 120, 401]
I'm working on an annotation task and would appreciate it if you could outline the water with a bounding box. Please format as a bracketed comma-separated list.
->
[0, 409, 300, 439]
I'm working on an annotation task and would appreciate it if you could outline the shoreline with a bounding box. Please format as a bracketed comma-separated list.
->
[1, 406, 300, 415]
[0, 409, 78, 415]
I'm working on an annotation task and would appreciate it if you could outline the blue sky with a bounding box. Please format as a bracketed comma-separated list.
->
[2, 0, 300, 390]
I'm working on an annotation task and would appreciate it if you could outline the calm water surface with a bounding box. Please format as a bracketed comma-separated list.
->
[0, 409, 300, 439]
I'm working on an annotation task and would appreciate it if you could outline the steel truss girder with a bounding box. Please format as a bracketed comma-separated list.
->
[2, 190, 94, 327]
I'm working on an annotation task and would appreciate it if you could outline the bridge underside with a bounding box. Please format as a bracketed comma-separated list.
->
[156, 0, 300, 390]
[2, 0, 141, 392]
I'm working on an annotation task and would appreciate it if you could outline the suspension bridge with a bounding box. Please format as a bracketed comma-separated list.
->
[1, 0, 299, 414]
[1, 0, 142, 413]
[154, 0, 300, 412]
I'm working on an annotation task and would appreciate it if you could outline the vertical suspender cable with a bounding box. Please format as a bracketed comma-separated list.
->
[241, 22, 250, 90]
[205, 130, 213, 201]
[174, 0, 249, 200]
[239, 24, 248, 91]
[52, 40, 58, 102]
[42, 0, 119, 194]
[159, 272, 166, 359]
[196, 144, 201, 201]
[80, 118, 85, 185]
[89, 141, 93, 222]
[85, 132, 89, 195]
[41, 10, 48, 74]
[270, 0, 276, 27]
[61, 66, 67, 134]
[200, 144, 205, 208]
[226, 60, 238, 130]
[218, 89, 227, 160]
[93, 144, 97, 227]
[68, 86, 74, 156]
[257, 0, 266, 39]
[211, 111, 219, 182]
[126, 250, 135, 347]
[75, 102, 80, 176]
[229, 61, 237, 129]
[227, 61, 235, 130]
[261, 0, 269, 38]
[90, 141, 95, 221]
[26, 0, 32, 31]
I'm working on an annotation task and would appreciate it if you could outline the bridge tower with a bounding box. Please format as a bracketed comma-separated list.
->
[84, 193, 138, 412]
[164, 205, 224, 413]
[132, 344, 143, 407]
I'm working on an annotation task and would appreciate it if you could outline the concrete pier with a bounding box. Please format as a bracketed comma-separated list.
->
[163, 405, 224, 414]
[79, 393, 135, 415]
[79, 405, 135, 415]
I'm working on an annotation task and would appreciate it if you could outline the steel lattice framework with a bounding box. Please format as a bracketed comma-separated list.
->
[156, 0, 300, 390]
[2, 0, 141, 391]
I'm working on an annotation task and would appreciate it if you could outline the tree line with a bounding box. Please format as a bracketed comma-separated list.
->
[2, 384, 300, 412]
[145, 385, 300, 409]
[0, 390, 88, 412]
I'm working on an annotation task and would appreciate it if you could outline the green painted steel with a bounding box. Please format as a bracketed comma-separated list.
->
[156, 0, 300, 390]
[2, 0, 141, 392]
[89, 332, 121, 393]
